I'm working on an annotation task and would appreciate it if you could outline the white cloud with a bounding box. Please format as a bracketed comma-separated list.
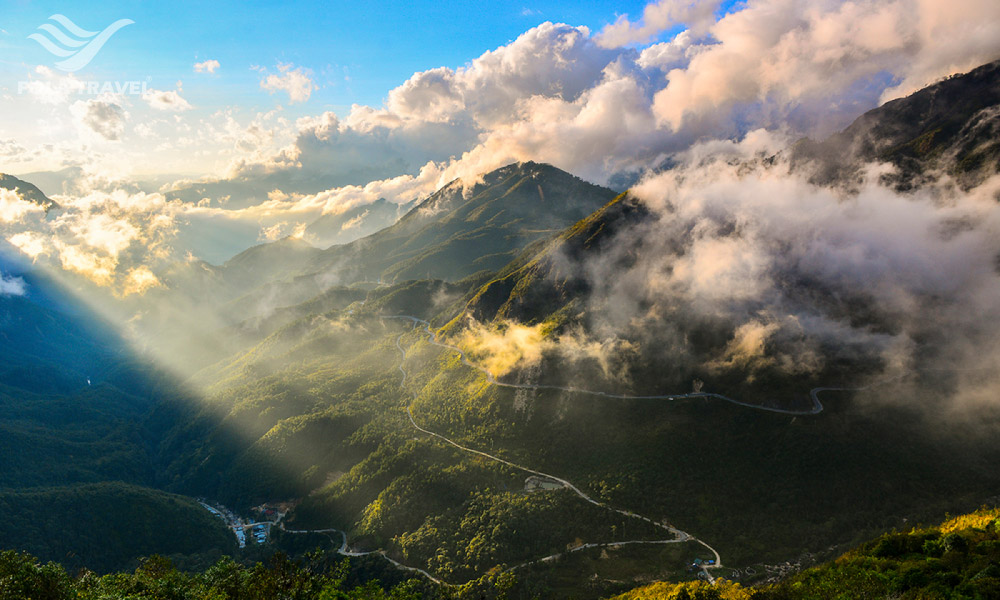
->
[340, 209, 368, 231]
[597, 0, 722, 48]
[143, 85, 193, 111]
[0, 189, 176, 295]
[0, 189, 46, 224]
[0, 272, 26, 296]
[558, 136, 1000, 407]
[19, 65, 85, 105]
[6, 0, 1000, 282]
[648, 0, 1000, 130]
[70, 97, 128, 141]
[221, 23, 621, 189]
[259, 221, 296, 241]
[193, 59, 220, 74]
[280, 161, 446, 216]
[152, 3, 1000, 237]
[259, 63, 316, 104]
[1, 0, 997, 198]
[0, 139, 28, 160]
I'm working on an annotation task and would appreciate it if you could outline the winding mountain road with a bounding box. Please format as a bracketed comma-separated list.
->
[250, 315, 874, 587]
[379, 314, 892, 583]
[279, 525, 446, 584]
[386, 315, 725, 582]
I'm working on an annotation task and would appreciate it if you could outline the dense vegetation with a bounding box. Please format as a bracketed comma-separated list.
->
[615, 508, 1000, 599]
[0, 551, 445, 600]
[146, 297, 1000, 597]
[0, 483, 235, 573]
[0, 266, 239, 573]
[4, 62, 1000, 598]
[4, 506, 998, 599]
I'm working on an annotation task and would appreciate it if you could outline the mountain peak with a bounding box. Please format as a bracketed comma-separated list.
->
[295, 160, 617, 285]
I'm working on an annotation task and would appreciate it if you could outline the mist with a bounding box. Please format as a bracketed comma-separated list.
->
[458, 130, 1000, 416]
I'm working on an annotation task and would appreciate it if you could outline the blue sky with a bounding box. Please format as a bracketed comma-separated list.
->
[3, 0, 668, 114]
[0, 0, 754, 178]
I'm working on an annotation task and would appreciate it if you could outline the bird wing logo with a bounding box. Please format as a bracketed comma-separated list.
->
[28, 14, 134, 72]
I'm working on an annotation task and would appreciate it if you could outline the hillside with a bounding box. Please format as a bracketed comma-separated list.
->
[0, 482, 235, 573]
[793, 58, 1000, 189]
[461, 190, 649, 327]
[4, 4, 1000, 599]
[304, 197, 412, 248]
[613, 507, 1000, 599]
[149, 299, 1000, 597]
[3, 505, 997, 599]
[302, 161, 617, 285]
[0, 173, 57, 210]
[4, 58, 1000, 600]
[134, 60, 1000, 599]
[0, 265, 240, 573]
[456, 58, 1000, 398]
[142, 162, 617, 370]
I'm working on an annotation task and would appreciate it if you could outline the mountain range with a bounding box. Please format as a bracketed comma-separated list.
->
[2, 58, 1000, 599]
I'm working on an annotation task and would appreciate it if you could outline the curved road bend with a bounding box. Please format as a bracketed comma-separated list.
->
[261, 315, 874, 585]
[387, 316, 724, 582]
[279, 525, 447, 584]
[381, 314, 894, 581]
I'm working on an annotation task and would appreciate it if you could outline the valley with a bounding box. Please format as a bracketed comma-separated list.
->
[1, 10, 1000, 597]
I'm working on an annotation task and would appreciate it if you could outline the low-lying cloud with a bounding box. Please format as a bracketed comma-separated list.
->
[457, 317, 636, 383]
[496, 131, 1000, 410]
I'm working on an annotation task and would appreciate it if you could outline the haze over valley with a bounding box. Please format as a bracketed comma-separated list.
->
[2, 1, 1000, 598]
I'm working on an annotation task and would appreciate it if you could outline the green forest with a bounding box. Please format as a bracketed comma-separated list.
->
[4, 507, 999, 599]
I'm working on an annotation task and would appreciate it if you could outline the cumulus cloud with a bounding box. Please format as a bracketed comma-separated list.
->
[384, 22, 620, 129]
[5, 0, 1000, 211]
[0, 189, 46, 224]
[340, 210, 367, 231]
[0, 272, 26, 296]
[202, 1, 1000, 216]
[296, 161, 445, 215]
[143, 85, 193, 111]
[6, 0, 1000, 319]
[0, 189, 177, 295]
[258, 221, 306, 242]
[648, 0, 1000, 131]
[193, 59, 220, 74]
[259, 63, 316, 104]
[195, 23, 621, 201]
[597, 0, 722, 48]
[70, 97, 127, 141]
[121, 265, 162, 296]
